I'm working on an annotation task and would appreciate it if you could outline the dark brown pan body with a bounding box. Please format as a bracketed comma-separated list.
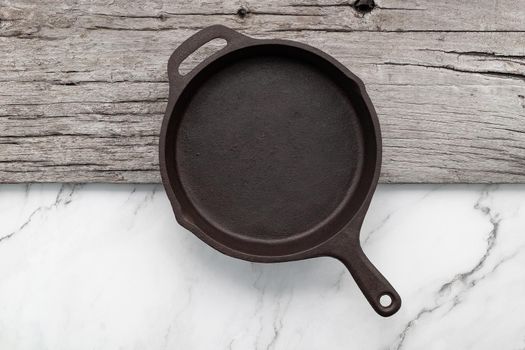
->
[160, 25, 401, 316]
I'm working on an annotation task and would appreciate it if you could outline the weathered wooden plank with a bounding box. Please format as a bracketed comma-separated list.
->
[0, 0, 524, 183]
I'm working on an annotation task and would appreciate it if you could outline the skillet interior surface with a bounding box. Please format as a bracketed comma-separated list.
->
[169, 45, 376, 253]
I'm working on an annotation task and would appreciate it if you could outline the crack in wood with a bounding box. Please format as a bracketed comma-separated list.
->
[2, 98, 167, 106]
[418, 48, 525, 60]
[0, 133, 159, 138]
[273, 28, 525, 33]
[375, 6, 426, 11]
[380, 62, 525, 82]
[286, 3, 351, 7]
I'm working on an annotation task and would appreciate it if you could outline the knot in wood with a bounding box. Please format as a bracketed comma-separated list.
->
[353, 0, 375, 13]
[236, 7, 249, 19]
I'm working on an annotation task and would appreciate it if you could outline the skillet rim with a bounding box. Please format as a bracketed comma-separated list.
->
[159, 36, 382, 262]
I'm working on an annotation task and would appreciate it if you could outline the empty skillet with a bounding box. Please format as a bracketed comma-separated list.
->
[160, 25, 401, 316]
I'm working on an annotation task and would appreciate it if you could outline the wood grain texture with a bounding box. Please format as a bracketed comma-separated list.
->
[0, 0, 524, 183]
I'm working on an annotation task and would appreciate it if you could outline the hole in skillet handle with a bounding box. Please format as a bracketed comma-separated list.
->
[178, 38, 227, 76]
[375, 291, 401, 317]
[167, 25, 248, 85]
[379, 293, 393, 308]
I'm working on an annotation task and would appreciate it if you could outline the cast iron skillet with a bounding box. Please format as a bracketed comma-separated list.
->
[160, 25, 401, 317]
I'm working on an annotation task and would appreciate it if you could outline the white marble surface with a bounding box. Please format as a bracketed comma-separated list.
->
[1, 184, 525, 349]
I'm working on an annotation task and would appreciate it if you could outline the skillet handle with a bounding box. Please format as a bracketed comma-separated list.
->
[329, 234, 401, 317]
[167, 25, 249, 85]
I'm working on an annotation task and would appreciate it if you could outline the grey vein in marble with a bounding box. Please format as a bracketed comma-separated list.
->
[393, 185, 523, 350]
[0, 184, 77, 243]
